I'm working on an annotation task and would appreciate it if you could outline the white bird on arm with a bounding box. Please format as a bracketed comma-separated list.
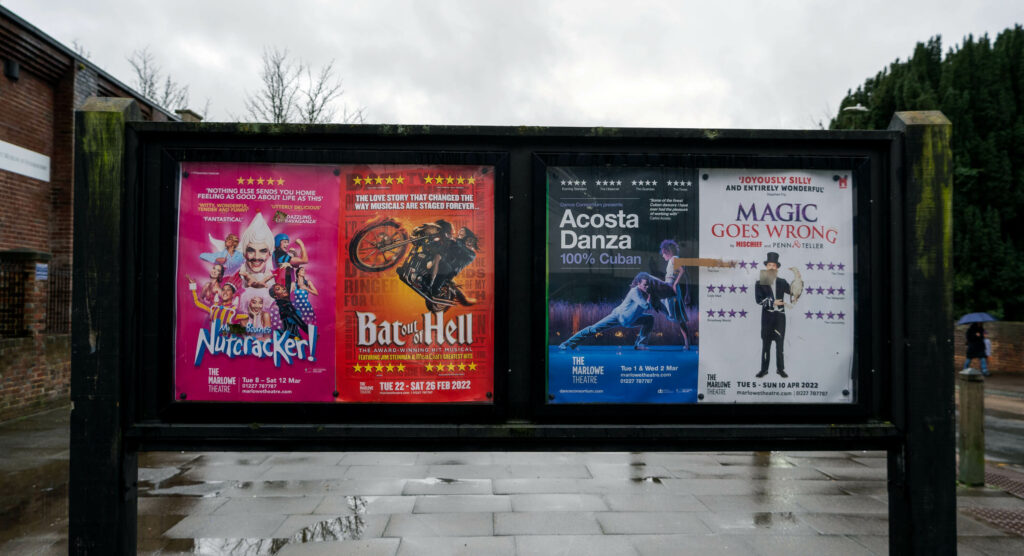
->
[786, 267, 804, 309]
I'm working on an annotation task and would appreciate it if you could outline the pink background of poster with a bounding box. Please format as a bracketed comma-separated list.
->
[174, 162, 339, 402]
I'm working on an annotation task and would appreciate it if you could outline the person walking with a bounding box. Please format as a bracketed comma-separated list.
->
[964, 322, 989, 376]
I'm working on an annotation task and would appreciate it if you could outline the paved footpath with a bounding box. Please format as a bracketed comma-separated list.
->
[1, 404, 1024, 554]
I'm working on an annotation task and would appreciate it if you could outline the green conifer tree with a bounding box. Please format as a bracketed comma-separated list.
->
[832, 26, 1024, 319]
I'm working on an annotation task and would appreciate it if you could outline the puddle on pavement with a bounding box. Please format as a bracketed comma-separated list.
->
[137, 458, 371, 555]
[718, 451, 794, 468]
[711, 512, 800, 532]
[0, 459, 69, 544]
[138, 464, 227, 498]
[752, 511, 798, 527]
[149, 504, 368, 555]
[629, 476, 664, 484]
[412, 477, 460, 485]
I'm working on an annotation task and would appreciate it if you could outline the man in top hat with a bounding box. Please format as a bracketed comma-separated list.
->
[754, 252, 791, 378]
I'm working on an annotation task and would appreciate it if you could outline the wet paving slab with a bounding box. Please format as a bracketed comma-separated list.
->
[129, 449, 1024, 554]
[3, 408, 1024, 554]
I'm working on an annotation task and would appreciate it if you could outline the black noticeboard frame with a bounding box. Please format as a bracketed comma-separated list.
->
[69, 109, 955, 555]
[139, 147, 512, 425]
[531, 152, 877, 422]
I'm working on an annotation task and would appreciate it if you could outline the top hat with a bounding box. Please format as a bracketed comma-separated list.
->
[764, 252, 781, 266]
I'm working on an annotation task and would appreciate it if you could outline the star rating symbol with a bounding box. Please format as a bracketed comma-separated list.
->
[706, 284, 715, 293]
[385, 176, 394, 184]
[828, 262, 836, 270]
[354, 176, 363, 185]
[738, 309, 748, 318]
[468, 362, 477, 371]
[817, 287, 825, 295]
[385, 364, 395, 373]
[717, 309, 726, 317]
[457, 177, 465, 184]
[806, 262, 815, 270]
[837, 287, 846, 295]
[805, 311, 814, 319]
[827, 311, 835, 319]
[257, 177, 265, 185]
[446, 176, 455, 184]
[728, 309, 737, 317]
[750, 260, 757, 268]
[397, 176, 405, 184]
[457, 363, 466, 371]
[717, 285, 726, 293]
[424, 363, 434, 372]
[728, 284, 737, 293]
[246, 177, 255, 185]
[739, 285, 748, 293]
[375, 176, 384, 185]
[396, 364, 406, 373]
[353, 364, 363, 373]
[236, 177, 245, 185]
[816, 262, 825, 270]
[836, 311, 845, 320]
[447, 363, 457, 372]
[277, 178, 284, 185]
[816, 311, 825, 319]
[425, 175, 434, 184]
[738, 261, 748, 269]
[827, 287, 835, 295]
[837, 263, 845, 271]
[707, 309, 715, 317]
[805, 287, 813, 296]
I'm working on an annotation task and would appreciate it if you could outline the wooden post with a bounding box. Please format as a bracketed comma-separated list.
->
[69, 98, 139, 555]
[887, 111, 956, 554]
[958, 369, 985, 485]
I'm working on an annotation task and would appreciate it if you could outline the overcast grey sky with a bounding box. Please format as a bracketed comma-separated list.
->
[4, 0, 1021, 128]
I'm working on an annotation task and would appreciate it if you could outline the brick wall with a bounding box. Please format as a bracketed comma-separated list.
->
[954, 322, 1024, 375]
[0, 70, 56, 253]
[0, 256, 68, 421]
[1, 9, 176, 422]
[0, 62, 70, 422]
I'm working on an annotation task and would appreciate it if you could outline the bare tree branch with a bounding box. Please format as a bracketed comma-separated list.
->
[127, 46, 159, 100]
[161, 75, 189, 112]
[71, 39, 91, 59]
[245, 48, 365, 124]
[341, 105, 366, 124]
[127, 46, 190, 111]
[299, 62, 345, 124]
[244, 47, 302, 124]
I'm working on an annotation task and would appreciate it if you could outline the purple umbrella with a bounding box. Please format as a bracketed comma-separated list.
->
[956, 312, 997, 325]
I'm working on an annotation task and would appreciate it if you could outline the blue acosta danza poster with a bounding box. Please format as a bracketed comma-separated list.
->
[546, 167, 700, 403]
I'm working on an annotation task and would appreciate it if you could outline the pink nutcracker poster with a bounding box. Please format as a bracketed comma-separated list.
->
[174, 162, 339, 402]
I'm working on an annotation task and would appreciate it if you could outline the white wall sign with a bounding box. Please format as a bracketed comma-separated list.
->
[0, 139, 51, 182]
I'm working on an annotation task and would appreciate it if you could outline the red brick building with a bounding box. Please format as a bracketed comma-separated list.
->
[0, 6, 177, 421]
